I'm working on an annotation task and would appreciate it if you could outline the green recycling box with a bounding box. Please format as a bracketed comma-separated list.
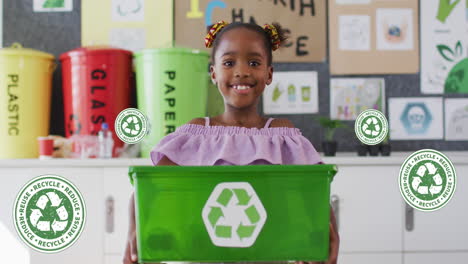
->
[129, 164, 337, 263]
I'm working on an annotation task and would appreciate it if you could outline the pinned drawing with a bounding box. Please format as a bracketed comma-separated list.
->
[389, 98, 443, 140]
[330, 78, 385, 120]
[376, 8, 414, 50]
[445, 98, 468, 140]
[263, 72, 318, 114]
[338, 15, 371, 51]
[421, 0, 468, 94]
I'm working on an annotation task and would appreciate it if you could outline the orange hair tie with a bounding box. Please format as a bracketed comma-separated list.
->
[263, 24, 281, 51]
[205, 20, 229, 48]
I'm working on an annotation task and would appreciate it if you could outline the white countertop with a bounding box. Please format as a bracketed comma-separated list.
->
[0, 152, 467, 167]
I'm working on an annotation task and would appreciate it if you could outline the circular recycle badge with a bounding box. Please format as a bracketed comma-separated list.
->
[355, 109, 389, 145]
[115, 108, 149, 144]
[202, 182, 267, 248]
[399, 149, 457, 211]
[13, 175, 86, 253]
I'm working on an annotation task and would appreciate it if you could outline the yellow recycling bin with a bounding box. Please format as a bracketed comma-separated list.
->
[0, 43, 55, 158]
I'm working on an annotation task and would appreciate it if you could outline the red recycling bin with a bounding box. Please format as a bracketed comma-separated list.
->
[60, 46, 133, 156]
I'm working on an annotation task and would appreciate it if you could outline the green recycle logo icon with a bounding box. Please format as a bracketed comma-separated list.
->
[14, 175, 86, 253]
[202, 182, 267, 248]
[410, 161, 446, 199]
[28, 190, 72, 238]
[362, 116, 382, 138]
[115, 108, 149, 144]
[122, 115, 143, 137]
[355, 109, 388, 145]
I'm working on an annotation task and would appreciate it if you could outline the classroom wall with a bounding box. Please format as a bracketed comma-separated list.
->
[2, 0, 467, 152]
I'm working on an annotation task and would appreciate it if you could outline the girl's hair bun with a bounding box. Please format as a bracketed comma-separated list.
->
[264, 23, 288, 51]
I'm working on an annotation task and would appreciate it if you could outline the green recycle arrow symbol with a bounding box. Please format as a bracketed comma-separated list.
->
[233, 189, 251, 205]
[208, 206, 223, 227]
[208, 188, 262, 240]
[237, 224, 256, 239]
[216, 188, 233, 207]
[245, 205, 260, 224]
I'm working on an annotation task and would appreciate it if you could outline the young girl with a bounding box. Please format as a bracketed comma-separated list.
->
[123, 21, 339, 264]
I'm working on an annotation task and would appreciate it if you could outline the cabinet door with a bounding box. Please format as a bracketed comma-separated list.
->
[105, 254, 122, 264]
[0, 169, 35, 264]
[330, 165, 403, 253]
[404, 252, 468, 264]
[0, 167, 104, 264]
[339, 253, 402, 264]
[404, 165, 468, 251]
[103, 167, 134, 256]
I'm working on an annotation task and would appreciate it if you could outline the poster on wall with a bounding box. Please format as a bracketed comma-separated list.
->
[175, 0, 327, 62]
[263, 71, 319, 114]
[330, 78, 385, 120]
[33, 0, 73, 12]
[338, 15, 370, 51]
[82, 0, 172, 51]
[329, 0, 419, 74]
[420, 0, 468, 94]
[445, 98, 468, 140]
[376, 8, 414, 51]
[388, 97, 443, 140]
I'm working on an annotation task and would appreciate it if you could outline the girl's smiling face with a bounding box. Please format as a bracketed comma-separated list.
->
[210, 27, 273, 110]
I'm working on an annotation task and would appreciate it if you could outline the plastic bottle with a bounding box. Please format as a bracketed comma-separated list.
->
[98, 123, 114, 158]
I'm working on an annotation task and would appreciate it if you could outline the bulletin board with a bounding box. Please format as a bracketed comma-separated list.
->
[175, 0, 327, 62]
[329, 0, 419, 75]
[81, 0, 173, 51]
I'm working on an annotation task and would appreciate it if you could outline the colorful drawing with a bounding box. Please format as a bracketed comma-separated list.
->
[389, 98, 443, 140]
[376, 8, 414, 50]
[330, 78, 385, 120]
[263, 71, 318, 115]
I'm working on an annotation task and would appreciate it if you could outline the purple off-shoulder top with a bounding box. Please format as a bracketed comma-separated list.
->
[150, 117, 322, 166]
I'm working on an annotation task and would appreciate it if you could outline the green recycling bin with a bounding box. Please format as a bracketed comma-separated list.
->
[129, 164, 337, 262]
[134, 48, 209, 157]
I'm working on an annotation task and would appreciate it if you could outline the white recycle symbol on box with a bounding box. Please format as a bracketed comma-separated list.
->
[202, 182, 267, 248]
